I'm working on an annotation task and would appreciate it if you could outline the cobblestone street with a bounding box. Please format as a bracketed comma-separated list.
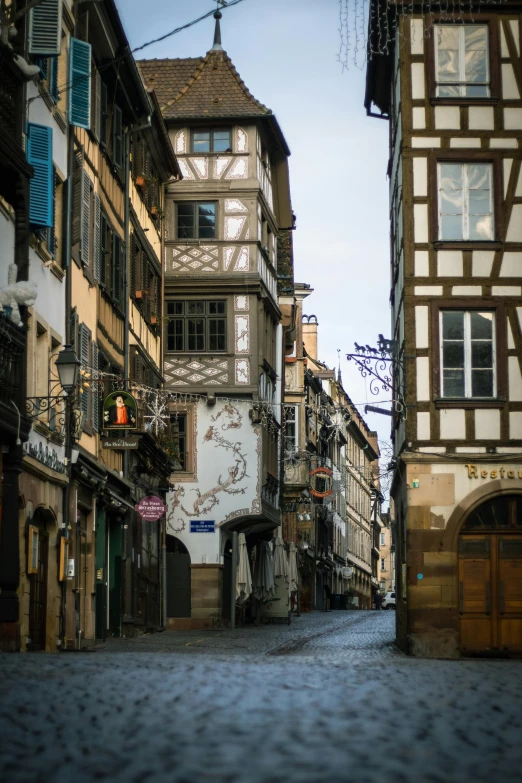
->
[2, 611, 522, 783]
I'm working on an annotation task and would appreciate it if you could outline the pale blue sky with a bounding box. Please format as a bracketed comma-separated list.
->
[118, 0, 391, 446]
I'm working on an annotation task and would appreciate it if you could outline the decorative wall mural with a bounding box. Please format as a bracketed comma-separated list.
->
[214, 156, 232, 178]
[170, 246, 218, 272]
[223, 247, 235, 270]
[234, 247, 249, 271]
[225, 199, 248, 213]
[177, 159, 194, 179]
[225, 157, 248, 179]
[189, 157, 208, 179]
[165, 357, 229, 386]
[235, 358, 250, 385]
[236, 128, 248, 152]
[224, 216, 246, 240]
[175, 129, 186, 154]
[235, 315, 249, 353]
[234, 295, 248, 311]
[171, 404, 248, 518]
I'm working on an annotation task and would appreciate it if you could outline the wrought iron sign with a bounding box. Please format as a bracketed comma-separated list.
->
[346, 334, 409, 419]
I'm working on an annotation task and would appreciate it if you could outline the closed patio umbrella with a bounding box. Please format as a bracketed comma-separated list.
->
[236, 532, 252, 604]
[273, 536, 289, 582]
[288, 542, 298, 593]
[253, 540, 275, 602]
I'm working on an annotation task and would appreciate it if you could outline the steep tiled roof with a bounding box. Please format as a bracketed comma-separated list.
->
[138, 50, 271, 119]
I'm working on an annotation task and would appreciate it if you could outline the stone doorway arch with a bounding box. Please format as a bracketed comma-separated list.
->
[166, 535, 191, 618]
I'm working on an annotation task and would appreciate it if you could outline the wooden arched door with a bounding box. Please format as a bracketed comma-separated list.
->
[166, 536, 191, 617]
[459, 494, 522, 654]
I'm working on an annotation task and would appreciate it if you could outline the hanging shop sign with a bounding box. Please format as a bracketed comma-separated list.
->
[101, 436, 140, 449]
[310, 466, 333, 498]
[190, 520, 215, 533]
[23, 441, 67, 474]
[103, 391, 138, 430]
[135, 495, 166, 521]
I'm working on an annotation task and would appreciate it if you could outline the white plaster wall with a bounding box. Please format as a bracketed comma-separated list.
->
[410, 18, 424, 55]
[504, 108, 522, 131]
[472, 251, 494, 277]
[0, 208, 15, 287]
[412, 107, 426, 129]
[413, 157, 427, 197]
[508, 319, 516, 349]
[166, 400, 260, 565]
[509, 412, 522, 439]
[413, 204, 429, 243]
[508, 356, 522, 401]
[411, 64, 425, 100]
[502, 64, 520, 100]
[468, 106, 494, 130]
[474, 409, 500, 440]
[437, 250, 463, 277]
[415, 306, 429, 348]
[439, 409, 466, 439]
[434, 106, 460, 129]
[29, 253, 65, 337]
[506, 206, 522, 242]
[417, 412, 430, 440]
[27, 83, 68, 176]
[415, 251, 429, 276]
[416, 357, 430, 401]
[452, 286, 482, 295]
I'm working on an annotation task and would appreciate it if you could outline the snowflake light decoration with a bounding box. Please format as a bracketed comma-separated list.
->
[144, 393, 168, 436]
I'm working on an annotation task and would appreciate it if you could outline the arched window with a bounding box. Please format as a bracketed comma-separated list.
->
[462, 495, 522, 531]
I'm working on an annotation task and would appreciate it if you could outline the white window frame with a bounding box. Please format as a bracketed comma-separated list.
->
[283, 405, 298, 453]
[437, 162, 493, 241]
[435, 24, 490, 98]
[380, 532, 386, 546]
[440, 310, 496, 399]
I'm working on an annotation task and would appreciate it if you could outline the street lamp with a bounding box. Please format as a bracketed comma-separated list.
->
[55, 345, 81, 395]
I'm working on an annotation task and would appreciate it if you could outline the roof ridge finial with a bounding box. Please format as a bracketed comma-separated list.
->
[212, 7, 223, 51]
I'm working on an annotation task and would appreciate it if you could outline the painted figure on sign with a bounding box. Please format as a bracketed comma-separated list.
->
[103, 392, 137, 430]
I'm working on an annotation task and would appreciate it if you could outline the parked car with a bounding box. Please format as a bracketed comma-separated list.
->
[381, 591, 396, 610]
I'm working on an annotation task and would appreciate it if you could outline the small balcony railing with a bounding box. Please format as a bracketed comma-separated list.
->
[0, 311, 27, 435]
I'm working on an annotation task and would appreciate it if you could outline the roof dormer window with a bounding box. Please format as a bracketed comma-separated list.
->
[192, 128, 232, 153]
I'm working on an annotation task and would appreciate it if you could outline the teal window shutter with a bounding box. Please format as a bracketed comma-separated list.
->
[113, 104, 123, 168]
[27, 123, 53, 228]
[68, 38, 91, 130]
[92, 342, 99, 432]
[49, 57, 59, 103]
[29, 0, 63, 56]
[33, 56, 48, 79]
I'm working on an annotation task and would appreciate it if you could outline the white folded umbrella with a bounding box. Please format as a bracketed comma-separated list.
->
[236, 532, 252, 604]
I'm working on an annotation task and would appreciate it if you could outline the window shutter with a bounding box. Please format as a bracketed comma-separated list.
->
[79, 323, 91, 421]
[92, 342, 99, 432]
[70, 308, 79, 355]
[29, 0, 63, 55]
[112, 234, 122, 304]
[27, 123, 53, 228]
[93, 193, 101, 281]
[93, 69, 101, 141]
[72, 147, 83, 245]
[68, 38, 91, 130]
[113, 104, 123, 168]
[49, 56, 59, 103]
[100, 82, 108, 146]
[33, 56, 48, 79]
[49, 168, 57, 257]
[80, 171, 91, 264]
[130, 236, 137, 296]
[100, 214, 107, 287]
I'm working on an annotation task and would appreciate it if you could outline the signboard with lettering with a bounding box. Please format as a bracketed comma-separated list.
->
[24, 441, 67, 474]
[102, 436, 140, 449]
[135, 495, 166, 521]
[190, 520, 215, 533]
[103, 391, 138, 430]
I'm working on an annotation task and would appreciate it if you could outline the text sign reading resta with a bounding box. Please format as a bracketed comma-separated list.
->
[190, 520, 215, 533]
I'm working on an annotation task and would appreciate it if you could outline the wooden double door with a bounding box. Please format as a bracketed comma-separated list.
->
[459, 534, 522, 654]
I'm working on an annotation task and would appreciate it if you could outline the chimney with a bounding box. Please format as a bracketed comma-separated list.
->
[302, 315, 318, 360]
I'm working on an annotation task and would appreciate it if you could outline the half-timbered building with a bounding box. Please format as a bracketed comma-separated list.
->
[366, 1, 522, 656]
[139, 13, 294, 627]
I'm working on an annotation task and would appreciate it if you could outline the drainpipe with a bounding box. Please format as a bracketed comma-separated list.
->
[230, 531, 238, 629]
[162, 512, 167, 630]
[123, 126, 130, 478]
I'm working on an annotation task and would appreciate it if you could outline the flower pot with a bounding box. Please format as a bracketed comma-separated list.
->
[135, 175, 146, 188]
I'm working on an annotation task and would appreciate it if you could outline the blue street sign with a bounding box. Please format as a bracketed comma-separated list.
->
[190, 520, 215, 533]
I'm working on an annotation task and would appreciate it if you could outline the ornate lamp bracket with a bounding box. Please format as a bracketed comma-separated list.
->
[346, 334, 409, 418]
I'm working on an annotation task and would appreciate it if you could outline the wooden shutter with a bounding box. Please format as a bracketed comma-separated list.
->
[93, 193, 101, 281]
[92, 342, 99, 432]
[72, 147, 83, 245]
[70, 308, 79, 355]
[100, 82, 108, 146]
[68, 38, 91, 130]
[100, 214, 108, 287]
[112, 234, 122, 304]
[48, 168, 57, 257]
[80, 171, 91, 264]
[29, 0, 63, 55]
[27, 123, 53, 227]
[113, 105, 123, 168]
[34, 56, 48, 79]
[79, 323, 91, 422]
[49, 56, 59, 103]
[93, 69, 101, 141]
